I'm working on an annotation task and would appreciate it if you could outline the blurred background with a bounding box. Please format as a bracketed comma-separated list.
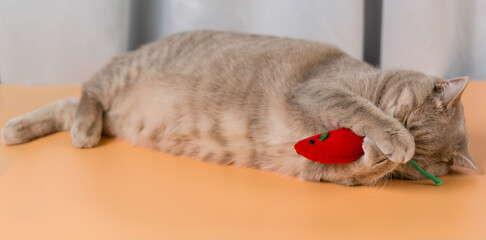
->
[0, 0, 485, 85]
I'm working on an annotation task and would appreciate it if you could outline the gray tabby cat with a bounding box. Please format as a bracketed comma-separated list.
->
[1, 30, 478, 185]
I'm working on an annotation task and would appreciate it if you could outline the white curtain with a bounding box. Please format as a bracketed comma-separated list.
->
[157, 0, 363, 59]
[381, 0, 486, 79]
[1, 0, 485, 85]
[0, 0, 130, 85]
[0, 0, 363, 85]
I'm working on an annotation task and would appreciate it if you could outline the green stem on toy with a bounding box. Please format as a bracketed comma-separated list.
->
[408, 160, 442, 186]
[319, 131, 329, 141]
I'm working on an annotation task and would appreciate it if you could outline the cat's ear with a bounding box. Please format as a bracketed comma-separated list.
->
[435, 76, 469, 108]
[451, 151, 479, 172]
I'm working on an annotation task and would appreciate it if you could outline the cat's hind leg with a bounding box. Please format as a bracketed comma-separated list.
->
[70, 91, 103, 148]
[2, 98, 79, 145]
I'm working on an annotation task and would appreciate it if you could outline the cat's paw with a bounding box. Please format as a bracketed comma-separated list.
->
[361, 137, 383, 165]
[1, 118, 30, 145]
[372, 127, 415, 164]
[70, 121, 101, 148]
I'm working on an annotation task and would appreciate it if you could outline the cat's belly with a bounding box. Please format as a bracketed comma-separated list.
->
[102, 100, 302, 172]
[101, 92, 257, 166]
[99, 76, 307, 170]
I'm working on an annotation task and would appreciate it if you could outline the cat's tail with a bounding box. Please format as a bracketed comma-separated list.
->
[1, 98, 79, 145]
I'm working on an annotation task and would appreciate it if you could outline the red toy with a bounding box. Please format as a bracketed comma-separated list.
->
[296, 128, 443, 185]
[294, 128, 364, 164]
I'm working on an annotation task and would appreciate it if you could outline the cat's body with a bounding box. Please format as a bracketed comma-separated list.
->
[1, 30, 478, 185]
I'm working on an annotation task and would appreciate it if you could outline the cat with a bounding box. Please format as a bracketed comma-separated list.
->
[1, 30, 478, 186]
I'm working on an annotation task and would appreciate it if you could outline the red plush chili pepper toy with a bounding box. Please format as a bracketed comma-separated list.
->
[294, 128, 442, 186]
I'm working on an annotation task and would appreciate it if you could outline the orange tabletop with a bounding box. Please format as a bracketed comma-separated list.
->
[0, 83, 485, 240]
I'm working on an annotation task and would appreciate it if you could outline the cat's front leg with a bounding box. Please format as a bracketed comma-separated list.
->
[360, 118, 415, 164]
[291, 87, 415, 164]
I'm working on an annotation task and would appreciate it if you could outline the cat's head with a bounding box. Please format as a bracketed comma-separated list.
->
[300, 71, 476, 186]
[389, 74, 478, 181]
[331, 72, 478, 186]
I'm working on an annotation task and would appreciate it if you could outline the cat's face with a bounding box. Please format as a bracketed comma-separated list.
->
[327, 75, 478, 186]
[391, 76, 478, 180]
